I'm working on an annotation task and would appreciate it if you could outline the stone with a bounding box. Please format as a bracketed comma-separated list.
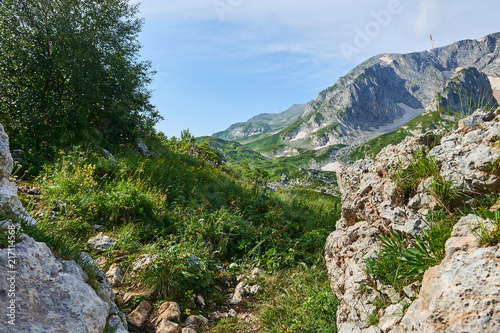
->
[155, 302, 181, 324]
[106, 263, 124, 286]
[156, 320, 182, 333]
[132, 254, 157, 271]
[378, 302, 405, 332]
[123, 291, 149, 304]
[185, 315, 208, 328]
[92, 224, 107, 232]
[195, 294, 206, 307]
[0, 123, 13, 178]
[102, 148, 117, 162]
[230, 281, 250, 304]
[400, 217, 500, 332]
[0, 125, 35, 225]
[228, 263, 239, 269]
[182, 328, 197, 333]
[325, 109, 500, 333]
[106, 314, 129, 333]
[87, 232, 116, 251]
[136, 137, 151, 157]
[228, 309, 237, 317]
[127, 301, 151, 328]
[250, 284, 262, 294]
[0, 236, 110, 332]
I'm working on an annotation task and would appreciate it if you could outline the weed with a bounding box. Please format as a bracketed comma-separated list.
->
[473, 210, 500, 246]
[368, 311, 379, 326]
[256, 267, 337, 332]
[365, 211, 459, 291]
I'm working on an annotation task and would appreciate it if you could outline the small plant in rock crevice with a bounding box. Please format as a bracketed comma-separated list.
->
[365, 210, 459, 292]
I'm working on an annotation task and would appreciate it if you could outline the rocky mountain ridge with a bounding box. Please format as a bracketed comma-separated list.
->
[211, 32, 500, 162]
[212, 104, 305, 141]
[325, 108, 500, 332]
[286, 33, 500, 149]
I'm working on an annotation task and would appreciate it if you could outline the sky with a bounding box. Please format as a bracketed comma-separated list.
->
[132, 0, 500, 138]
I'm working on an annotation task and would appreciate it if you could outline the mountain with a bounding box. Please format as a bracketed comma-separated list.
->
[212, 104, 306, 141]
[221, 33, 500, 159]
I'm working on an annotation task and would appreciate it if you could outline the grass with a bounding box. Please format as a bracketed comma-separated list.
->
[15, 138, 341, 326]
[256, 267, 338, 333]
[350, 128, 413, 161]
[392, 148, 464, 209]
[364, 211, 459, 291]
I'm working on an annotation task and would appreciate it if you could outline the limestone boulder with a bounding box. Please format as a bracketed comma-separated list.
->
[400, 214, 500, 332]
[0, 236, 109, 333]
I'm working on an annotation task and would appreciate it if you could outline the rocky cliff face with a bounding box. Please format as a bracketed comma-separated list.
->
[325, 108, 500, 332]
[0, 124, 128, 333]
[287, 33, 500, 150]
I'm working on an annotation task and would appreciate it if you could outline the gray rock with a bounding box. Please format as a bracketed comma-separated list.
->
[106, 315, 129, 333]
[400, 216, 500, 332]
[0, 236, 109, 333]
[87, 232, 116, 251]
[195, 294, 206, 308]
[378, 302, 405, 332]
[155, 302, 181, 324]
[182, 328, 197, 333]
[185, 315, 208, 328]
[132, 254, 157, 271]
[136, 137, 151, 157]
[250, 284, 262, 295]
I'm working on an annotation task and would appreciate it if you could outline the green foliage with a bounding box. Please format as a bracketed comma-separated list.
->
[25, 142, 341, 308]
[130, 235, 219, 300]
[257, 268, 338, 333]
[0, 0, 160, 162]
[392, 148, 463, 209]
[350, 128, 413, 161]
[365, 211, 458, 290]
[472, 203, 500, 246]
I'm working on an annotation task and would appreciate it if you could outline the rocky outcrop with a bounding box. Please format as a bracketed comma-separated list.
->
[401, 214, 500, 332]
[325, 109, 500, 332]
[0, 123, 36, 226]
[0, 123, 128, 333]
[289, 33, 500, 150]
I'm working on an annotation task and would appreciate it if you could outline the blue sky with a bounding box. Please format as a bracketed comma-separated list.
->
[133, 0, 500, 138]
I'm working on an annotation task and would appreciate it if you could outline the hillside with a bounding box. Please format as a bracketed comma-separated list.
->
[0, 124, 341, 333]
[212, 104, 306, 141]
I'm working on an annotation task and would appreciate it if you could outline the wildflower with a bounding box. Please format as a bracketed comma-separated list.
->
[199, 218, 205, 222]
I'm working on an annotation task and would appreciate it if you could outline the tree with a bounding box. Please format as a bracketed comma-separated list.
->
[0, 0, 161, 153]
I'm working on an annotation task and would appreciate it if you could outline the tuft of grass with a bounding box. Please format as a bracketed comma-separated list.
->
[473, 208, 500, 246]
[392, 149, 465, 210]
[257, 267, 338, 333]
[365, 211, 459, 290]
